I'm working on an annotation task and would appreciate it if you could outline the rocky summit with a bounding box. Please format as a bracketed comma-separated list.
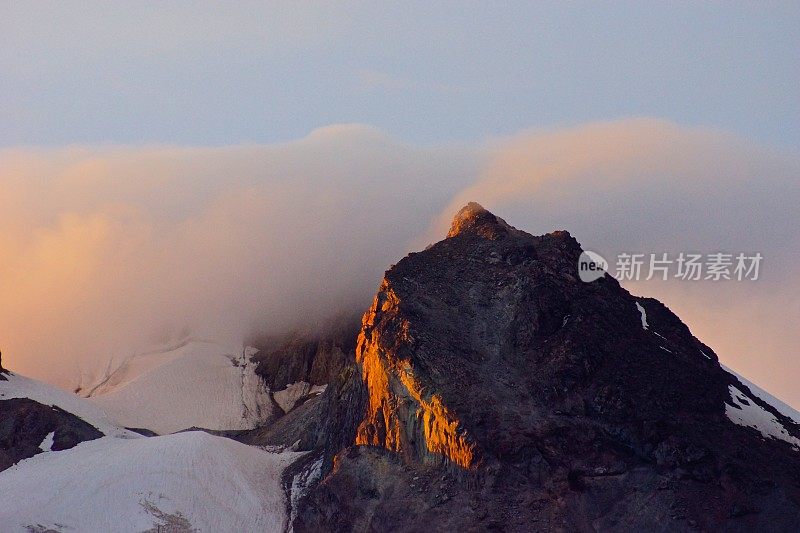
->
[284, 203, 800, 532]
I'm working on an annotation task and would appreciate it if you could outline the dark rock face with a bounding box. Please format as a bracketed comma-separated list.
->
[250, 315, 361, 390]
[242, 313, 366, 471]
[294, 204, 800, 532]
[240, 363, 365, 470]
[0, 397, 103, 471]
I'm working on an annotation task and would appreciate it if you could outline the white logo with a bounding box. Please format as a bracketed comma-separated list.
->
[578, 251, 608, 282]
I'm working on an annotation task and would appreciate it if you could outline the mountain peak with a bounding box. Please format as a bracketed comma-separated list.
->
[297, 203, 800, 531]
[447, 202, 514, 239]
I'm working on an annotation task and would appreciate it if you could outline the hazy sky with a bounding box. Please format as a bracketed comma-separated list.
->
[1, 2, 798, 148]
[1, 5, 799, 408]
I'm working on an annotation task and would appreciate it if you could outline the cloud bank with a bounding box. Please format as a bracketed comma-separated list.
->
[1, 119, 798, 407]
[0, 125, 477, 389]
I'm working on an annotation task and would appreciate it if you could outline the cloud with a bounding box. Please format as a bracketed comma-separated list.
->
[1, 118, 798, 409]
[0, 125, 477, 389]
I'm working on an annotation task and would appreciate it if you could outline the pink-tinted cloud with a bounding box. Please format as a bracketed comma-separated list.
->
[0, 125, 476, 389]
[1, 119, 798, 410]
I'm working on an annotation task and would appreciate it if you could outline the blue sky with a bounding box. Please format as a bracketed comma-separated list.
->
[2, 2, 798, 148]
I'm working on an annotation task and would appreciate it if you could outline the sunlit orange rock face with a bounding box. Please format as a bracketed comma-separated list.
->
[355, 280, 477, 469]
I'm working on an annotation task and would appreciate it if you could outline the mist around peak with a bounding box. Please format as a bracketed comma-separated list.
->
[1, 118, 798, 409]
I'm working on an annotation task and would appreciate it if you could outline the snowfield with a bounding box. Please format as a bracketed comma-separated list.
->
[1, 355, 307, 532]
[0, 431, 304, 532]
[86, 340, 274, 435]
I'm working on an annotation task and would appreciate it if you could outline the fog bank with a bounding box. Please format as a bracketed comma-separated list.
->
[0, 125, 476, 389]
[1, 119, 798, 407]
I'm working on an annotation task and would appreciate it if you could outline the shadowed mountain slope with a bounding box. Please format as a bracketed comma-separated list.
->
[291, 203, 800, 532]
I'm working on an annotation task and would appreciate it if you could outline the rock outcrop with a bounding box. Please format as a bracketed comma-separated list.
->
[292, 203, 800, 531]
[251, 314, 360, 392]
[0, 398, 104, 471]
[355, 279, 477, 468]
[237, 317, 366, 472]
[0, 350, 101, 470]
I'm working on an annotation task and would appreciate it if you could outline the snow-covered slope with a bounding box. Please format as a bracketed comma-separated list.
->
[86, 340, 273, 434]
[0, 371, 136, 439]
[0, 431, 304, 532]
[1, 362, 305, 531]
[723, 365, 800, 449]
[725, 366, 800, 424]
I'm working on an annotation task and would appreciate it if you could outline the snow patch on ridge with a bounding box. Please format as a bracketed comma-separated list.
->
[723, 365, 800, 425]
[289, 456, 325, 530]
[726, 385, 800, 449]
[38, 432, 55, 452]
[635, 302, 649, 330]
[274, 381, 328, 413]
